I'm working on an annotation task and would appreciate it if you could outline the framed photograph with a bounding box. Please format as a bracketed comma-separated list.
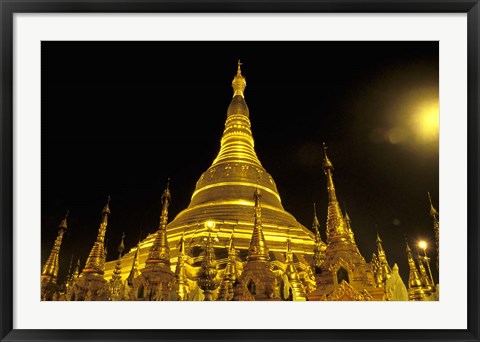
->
[1, 1, 479, 341]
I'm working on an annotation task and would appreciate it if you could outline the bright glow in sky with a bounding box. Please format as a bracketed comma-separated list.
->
[414, 101, 440, 141]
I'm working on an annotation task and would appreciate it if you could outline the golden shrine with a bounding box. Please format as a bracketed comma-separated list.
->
[41, 62, 439, 301]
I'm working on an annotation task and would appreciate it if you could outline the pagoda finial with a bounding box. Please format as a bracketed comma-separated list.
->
[103, 195, 111, 215]
[160, 180, 172, 228]
[427, 192, 438, 217]
[118, 233, 125, 256]
[312, 203, 320, 235]
[416, 248, 433, 287]
[82, 198, 111, 276]
[145, 183, 172, 267]
[58, 210, 69, 230]
[127, 243, 140, 286]
[322, 142, 334, 170]
[247, 189, 270, 262]
[322, 144, 349, 243]
[175, 235, 189, 301]
[405, 239, 423, 289]
[375, 231, 391, 279]
[232, 60, 246, 98]
[41, 212, 70, 296]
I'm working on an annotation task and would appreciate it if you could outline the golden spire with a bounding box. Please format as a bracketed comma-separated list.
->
[145, 181, 171, 267]
[312, 203, 320, 237]
[218, 235, 238, 301]
[247, 188, 270, 262]
[376, 232, 385, 255]
[427, 192, 439, 219]
[344, 209, 355, 243]
[82, 196, 111, 275]
[232, 59, 246, 98]
[405, 240, 423, 289]
[416, 249, 433, 287]
[42, 210, 69, 279]
[322, 144, 349, 243]
[283, 239, 307, 300]
[127, 242, 140, 287]
[210, 60, 261, 167]
[375, 232, 392, 281]
[175, 235, 189, 301]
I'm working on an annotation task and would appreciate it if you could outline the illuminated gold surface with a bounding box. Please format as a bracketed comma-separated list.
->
[70, 62, 437, 301]
[309, 149, 387, 301]
[41, 211, 68, 300]
[405, 241, 433, 301]
[82, 197, 110, 275]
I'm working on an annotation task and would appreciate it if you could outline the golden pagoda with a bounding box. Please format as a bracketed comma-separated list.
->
[44, 61, 439, 302]
[104, 61, 315, 292]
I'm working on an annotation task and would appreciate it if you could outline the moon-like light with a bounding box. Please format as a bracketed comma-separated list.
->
[414, 102, 439, 141]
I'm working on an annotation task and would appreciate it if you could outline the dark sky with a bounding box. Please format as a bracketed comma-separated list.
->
[41, 41, 439, 284]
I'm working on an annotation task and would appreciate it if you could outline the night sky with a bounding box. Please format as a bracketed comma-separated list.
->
[41, 41, 439, 284]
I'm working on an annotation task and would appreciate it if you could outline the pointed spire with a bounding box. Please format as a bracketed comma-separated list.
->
[175, 235, 189, 301]
[312, 203, 320, 236]
[232, 59, 246, 98]
[344, 209, 355, 243]
[375, 232, 392, 283]
[218, 235, 238, 301]
[82, 196, 111, 276]
[247, 188, 270, 262]
[416, 249, 432, 286]
[376, 232, 385, 254]
[41, 211, 69, 281]
[405, 240, 423, 289]
[322, 143, 349, 243]
[118, 233, 125, 256]
[427, 192, 439, 218]
[58, 210, 69, 230]
[127, 243, 140, 286]
[209, 61, 264, 169]
[145, 181, 171, 267]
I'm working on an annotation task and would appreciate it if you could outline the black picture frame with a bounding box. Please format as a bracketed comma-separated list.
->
[1, 1, 479, 341]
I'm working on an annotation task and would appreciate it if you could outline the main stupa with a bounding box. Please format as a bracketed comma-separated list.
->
[104, 61, 315, 279]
